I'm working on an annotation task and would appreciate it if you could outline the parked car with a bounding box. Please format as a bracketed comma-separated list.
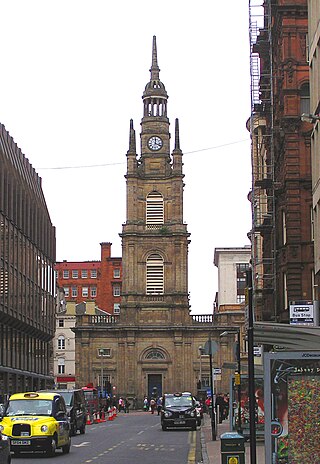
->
[161, 392, 197, 431]
[39, 389, 86, 436]
[0, 431, 11, 464]
[0, 391, 71, 457]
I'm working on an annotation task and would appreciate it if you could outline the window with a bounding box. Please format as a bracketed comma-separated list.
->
[58, 358, 65, 374]
[236, 263, 249, 303]
[58, 335, 65, 350]
[72, 270, 78, 279]
[114, 303, 120, 314]
[146, 191, 164, 227]
[91, 269, 97, 278]
[63, 270, 69, 279]
[82, 287, 88, 297]
[81, 270, 88, 278]
[72, 286, 77, 297]
[146, 253, 164, 294]
[145, 349, 165, 360]
[300, 83, 310, 115]
[98, 348, 111, 357]
[283, 272, 288, 310]
[63, 287, 69, 297]
[58, 319, 64, 328]
[282, 210, 287, 245]
[91, 286, 97, 297]
[113, 268, 120, 278]
[113, 285, 121, 297]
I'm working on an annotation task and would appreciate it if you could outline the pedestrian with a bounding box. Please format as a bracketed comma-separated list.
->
[143, 396, 149, 412]
[205, 396, 211, 414]
[132, 397, 137, 410]
[150, 398, 156, 414]
[118, 397, 124, 412]
[215, 393, 225, 423]
[124, 398, 130, 413]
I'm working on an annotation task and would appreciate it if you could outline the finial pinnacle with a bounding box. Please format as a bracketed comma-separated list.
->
[150, 35, 160, 80]
[128, 119, 136, 152]
[175, 118, 180, 150]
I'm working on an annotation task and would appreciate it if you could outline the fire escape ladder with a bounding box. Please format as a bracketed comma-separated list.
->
[249, 0, 277, 321]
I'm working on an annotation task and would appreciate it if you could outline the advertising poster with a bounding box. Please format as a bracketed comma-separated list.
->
[230, 375, 264, 438]
[264, 352, 320, 464]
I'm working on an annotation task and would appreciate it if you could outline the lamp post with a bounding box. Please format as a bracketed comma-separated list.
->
[301, 113, 320, 123]
[198, 346, 204, 390]
[98, 349, 105, 398]
[220, 329, 242, 434]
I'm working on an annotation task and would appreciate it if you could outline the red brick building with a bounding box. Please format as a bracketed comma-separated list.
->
[249, 0, 314, 322]
[55, 242, 122, 314]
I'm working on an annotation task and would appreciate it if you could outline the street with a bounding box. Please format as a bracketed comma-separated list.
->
[11, 411, 200, 464]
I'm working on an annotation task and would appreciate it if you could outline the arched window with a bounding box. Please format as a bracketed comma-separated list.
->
[300, 83, 310, 115]
[146, 253, 164, 294]
[57, 335, 65, 350]
[146, 192, 164, 228]
[145, 349, 166, 360]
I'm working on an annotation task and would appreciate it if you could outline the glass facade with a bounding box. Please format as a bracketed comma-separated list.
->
[0, 123, 56, 398]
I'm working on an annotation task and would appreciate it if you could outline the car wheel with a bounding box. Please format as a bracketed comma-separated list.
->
[162, 424, 167, 431]
[192, 423, 197, 431]
[47, 436, 57, 457]
[62, 435, 71, 454]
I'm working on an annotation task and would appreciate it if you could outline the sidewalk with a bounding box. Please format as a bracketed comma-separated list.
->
[200, 414, 265, 464]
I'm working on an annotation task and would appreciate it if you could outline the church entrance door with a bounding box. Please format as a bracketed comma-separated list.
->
[148, 374, 162, 398]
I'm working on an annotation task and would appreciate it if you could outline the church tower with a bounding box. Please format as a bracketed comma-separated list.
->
[120, 36, 191, 325]
[74, 38, 223, 399]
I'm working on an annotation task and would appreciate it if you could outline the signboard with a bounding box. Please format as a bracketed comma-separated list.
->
[203, 340, 218, 355]
[264, 351, 320, 464]
[289, 300, 319, 326]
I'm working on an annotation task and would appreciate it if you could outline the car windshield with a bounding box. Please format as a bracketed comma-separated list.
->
[58, 392, 73, 406]
[165, 395, 193, 407]
[6, 399, 52, 416]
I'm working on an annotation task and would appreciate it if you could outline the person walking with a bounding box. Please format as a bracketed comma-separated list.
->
[143, 396, 149, 412]
[124, 398, 130, 413]
[150, 398, 156, 414]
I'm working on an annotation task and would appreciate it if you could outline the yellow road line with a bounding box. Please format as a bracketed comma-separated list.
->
[188, 430, 196, 463]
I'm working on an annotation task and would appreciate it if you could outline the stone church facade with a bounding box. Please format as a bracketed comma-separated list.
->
[73, 37, 243, 401]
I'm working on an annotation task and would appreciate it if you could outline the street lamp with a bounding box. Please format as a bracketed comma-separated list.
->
[301, 113, 320, 123]
[198, 346, 204, 390]
[220, 329, 242, 434]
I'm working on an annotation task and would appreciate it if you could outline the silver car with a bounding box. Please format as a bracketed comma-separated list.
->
[0, 432, 11, 464]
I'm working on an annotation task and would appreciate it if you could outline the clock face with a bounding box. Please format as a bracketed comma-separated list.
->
[148, 136, 163, 151]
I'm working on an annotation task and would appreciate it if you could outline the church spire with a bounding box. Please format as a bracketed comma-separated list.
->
[150, 35, 160, 81]
[142, 36, 168, 119]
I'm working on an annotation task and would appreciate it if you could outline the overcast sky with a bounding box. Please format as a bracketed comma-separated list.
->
[1, 0, 252, 314]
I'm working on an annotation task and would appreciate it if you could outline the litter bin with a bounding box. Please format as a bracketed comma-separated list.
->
[220, 432, 245, 464]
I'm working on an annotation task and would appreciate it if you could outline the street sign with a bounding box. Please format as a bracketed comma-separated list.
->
[203, 340, 218, 355]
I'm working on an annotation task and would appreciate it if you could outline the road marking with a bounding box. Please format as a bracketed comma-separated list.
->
[73, 442, 90, 447]
[188, 430, 196, 463]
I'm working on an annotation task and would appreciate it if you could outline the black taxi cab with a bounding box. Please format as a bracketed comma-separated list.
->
[0, 391, 71, 456]
[161, 392, 197, 431]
